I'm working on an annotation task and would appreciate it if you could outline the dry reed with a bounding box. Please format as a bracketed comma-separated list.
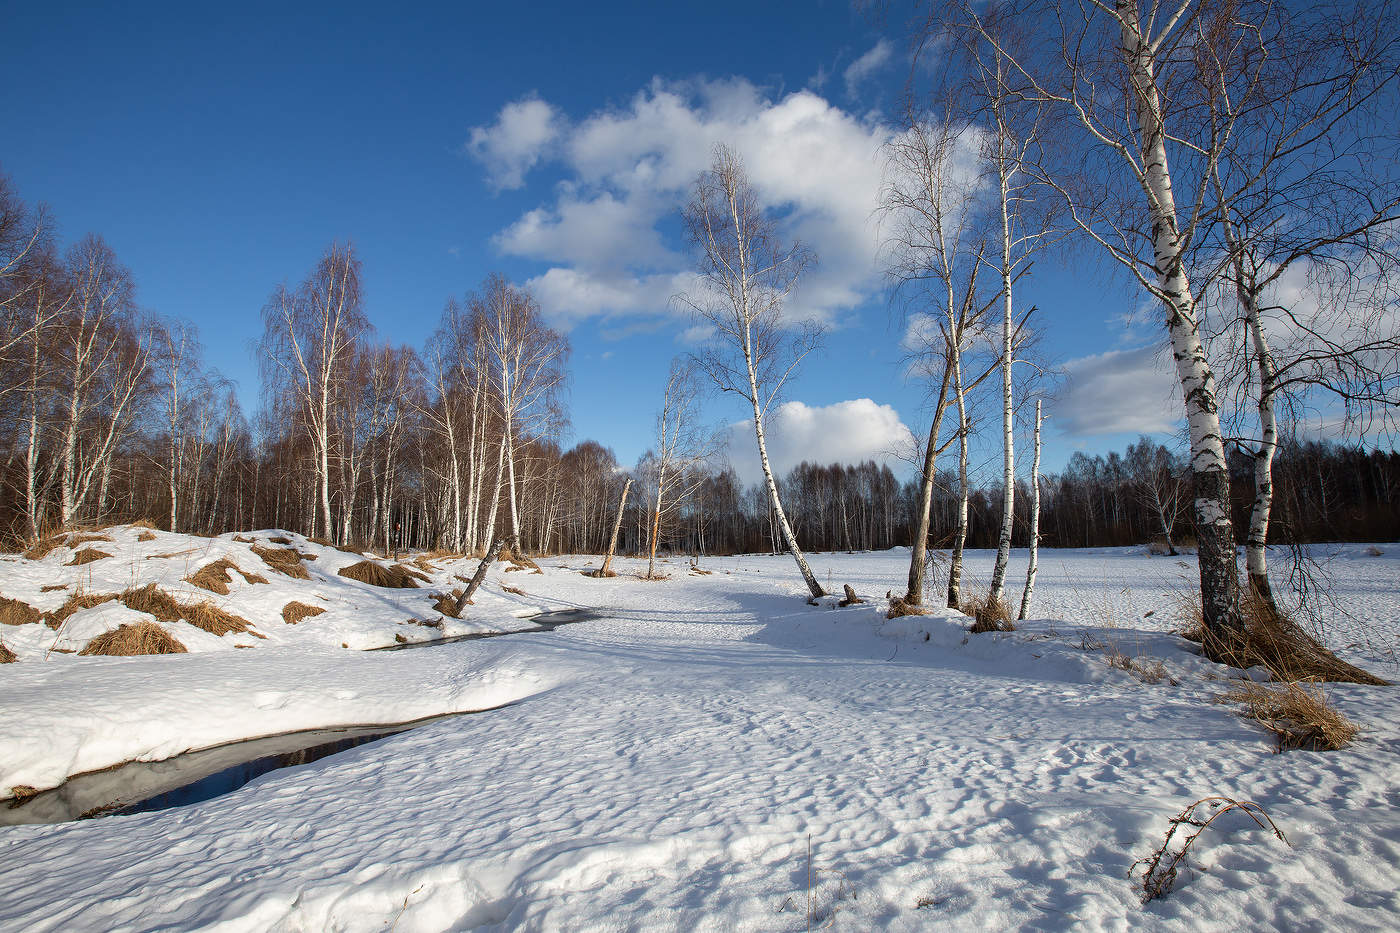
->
[964, 594, 1015, 633]
[1215, 680, 1360, 750]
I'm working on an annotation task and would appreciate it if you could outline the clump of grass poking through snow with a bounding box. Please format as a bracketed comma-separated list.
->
[1215, 680, 1359, 751]
[1174, 589, 1388, 684]
[281, 601, 327, 624]
[79, 621, 188, 656]
[338, 560, 423, 588]
[65, 547, 111, 566]
[184, 558, 269, 594]
[1131, 796, 1288, 903]
[0, 640, 16, 663]
[118, 583, 259, 637]
[250, 544, 311, 580]
[0, 596, 43, 627]
[964, 594, 1015, 633]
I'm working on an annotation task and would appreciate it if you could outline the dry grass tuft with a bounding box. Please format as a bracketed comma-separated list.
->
[136, 530, 158, 542]
[250, 544, 311, 580]
[583, 568, 618, 578]
[965, 594, 1015, 633]
[79, 621, 188, 656]
[310, 537, 366, 556]
[281, 601, 327, 624]
[1216, 680, 1359, 751]
[40, 584, 67, 592]
[1176, 589, 1388, 685]
[68, 532, 113, 547]
[65, 547, 111, 566]
[118, 583, 257, 637]
[886, 593, 937, 618]
[1365, 545, 1384, 557]
[267, 535, 292, 545]
[0, 640, 15, 663]
[183, 600, 258, 637]
[0, 596, 44, 626]
[23, 534, 69, 560]
[44, 592, 119, 628]
[1106, 648, 1175, 685]
[127, 518, 158, 530]
[338, 560, 420, 588]
[501, 584, 526, 596]
[500, 549, 540, 571]
[432, 590, 465, 618]
[184, 558, 269, 594]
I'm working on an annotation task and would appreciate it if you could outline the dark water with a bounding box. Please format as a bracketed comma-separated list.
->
[2, 609, 600, 826]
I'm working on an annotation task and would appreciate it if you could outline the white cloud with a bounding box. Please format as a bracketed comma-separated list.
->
[467, 78, 898, 330]
[724, 399, 915, 485]
[466, 96, 561, 190]
[843, 39, 895, 97]
[1052, 344, 1183, 436]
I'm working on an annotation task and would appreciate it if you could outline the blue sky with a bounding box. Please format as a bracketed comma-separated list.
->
[1, 0, 1185, 483]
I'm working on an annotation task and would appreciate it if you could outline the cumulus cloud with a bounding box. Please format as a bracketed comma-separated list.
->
[724, 399, 915, 485]
[1052, 344, 1183, 437]
[466, 77, 898, 330]
[843, 39, 895, 97]
[466, 95, 561, 190]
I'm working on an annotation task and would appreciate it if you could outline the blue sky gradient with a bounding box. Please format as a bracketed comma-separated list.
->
[1, 0, 1183, 482]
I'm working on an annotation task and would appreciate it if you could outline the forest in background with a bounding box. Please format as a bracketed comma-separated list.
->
[2, 172, 1395, 560]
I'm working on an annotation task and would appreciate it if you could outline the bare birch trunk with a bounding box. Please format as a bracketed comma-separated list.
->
[947, 351, 970, 609]
[598, 478, 631, 577]
[905, 367, 953, 605]
[1018, 400, 1042, 621]
[988, 142, 1017, 606]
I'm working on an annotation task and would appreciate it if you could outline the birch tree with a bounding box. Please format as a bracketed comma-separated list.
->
[679, 144, 825, 599]
[642, 359, 715, 579]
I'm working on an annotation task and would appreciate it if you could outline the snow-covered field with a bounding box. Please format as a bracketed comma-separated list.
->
[2, 530, 1398, 931]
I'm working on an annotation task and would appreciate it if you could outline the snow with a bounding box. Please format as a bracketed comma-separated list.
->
[2, 530, 1399, 930]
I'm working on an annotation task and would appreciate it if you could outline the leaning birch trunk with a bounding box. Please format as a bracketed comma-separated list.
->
[596, 478, 631, 577]
[1018, 400, 1042, 621]
[455, 535, 507, 613]
[987, 139, 1017, 607]
[748, 361, 823, 599]
[947, 351, 970, 609]
[905, 351, 954, 605]
[1119, 0, 1244, 647]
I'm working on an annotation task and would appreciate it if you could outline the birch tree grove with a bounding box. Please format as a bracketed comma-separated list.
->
[680, 144, 826, 599]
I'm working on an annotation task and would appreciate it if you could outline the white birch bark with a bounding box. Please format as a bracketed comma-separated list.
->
[1018, 399, 1042, 621]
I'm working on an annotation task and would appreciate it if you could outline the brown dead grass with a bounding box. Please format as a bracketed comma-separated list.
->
[23, 534, 69, 560]
[886, 595, 936, 618]
[43, 592, 119, 628]
[310, 537, 366, 556]
[1216, 680, 1360, 750]
[79, 621, 188, 656]
[964, 594, 1015, 633]
[65, 548, 111, 566]
[250, 544, 311, 580]
[1176, 590, 1388, 685]
[0, 596, 43, 626]
[40, 584, 67, 593]
[136, 530, 158, 542]
[0, 641, 15, 663]
[338, 560, 420, 588]
[68, 533, 114, 547]
[500, 549, 540, 571]
[267, 535, 292, 545]
[185, 558, 270, 594]
[119, 583, 258, 637]
[432, 590, 465, 618]
[281, 601, 327, 624]
[127, 518, 158, 530]
[501, 584, 526, 596]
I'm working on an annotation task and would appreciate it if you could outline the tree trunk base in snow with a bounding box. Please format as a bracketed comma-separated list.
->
[839, 585, 863, 607]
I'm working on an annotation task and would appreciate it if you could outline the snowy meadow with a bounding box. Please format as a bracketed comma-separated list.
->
[2, 529, 1398, 931]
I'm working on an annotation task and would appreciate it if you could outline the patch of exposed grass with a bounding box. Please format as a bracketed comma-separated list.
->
[23, 533, 69, 560]
[281, 601, 327, 624]
[0, 596, 43, 626]
[432, 590, 465, 618]
[310, 537, 366, 556]
[127, 518, 158, 530]
[250, 544, 311, 580]
[65, 548, 111, 566]
[40, 584, 67, 593]
[136, 530, 157, 542]
[119, 583, 258, 637]
[79, 621, 188, 657]
[964, 594, 1015, 633]
[1105, 648, 1176, 685]
[338, 560, 424, 588]
[1216, 680, 1360, 751]
[1175, 589, 1388, 684]
[184, 558, 269, 594]
[0, 640, 15, 663]
[501, 584, 526, 596]
[43, 593, 119, 628]
[68, 533, 114, 547]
